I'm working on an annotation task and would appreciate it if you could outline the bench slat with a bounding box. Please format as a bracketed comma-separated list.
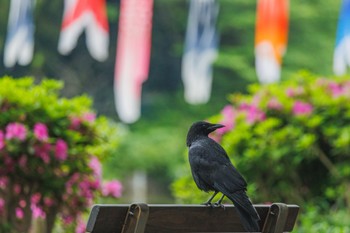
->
[86, 204, 299, 233]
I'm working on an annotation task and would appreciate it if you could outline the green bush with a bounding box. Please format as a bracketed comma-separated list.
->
[0, 76, 121, 233]
[172, 72, 350, 231]
[297, 205, 350, 233]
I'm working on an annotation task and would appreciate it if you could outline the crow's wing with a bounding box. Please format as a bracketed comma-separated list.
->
[188, 138, 260, 232]
[188, 143, 215, 191]
[212, 162, 247, 193]
[188, 139, 246, 192]
[211, 164, 260, 232]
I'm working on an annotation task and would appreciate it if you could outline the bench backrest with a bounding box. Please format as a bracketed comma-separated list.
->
[86, 203, 299, 233]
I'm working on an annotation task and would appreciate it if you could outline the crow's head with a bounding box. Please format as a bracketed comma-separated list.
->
[186, 121, 224, 146]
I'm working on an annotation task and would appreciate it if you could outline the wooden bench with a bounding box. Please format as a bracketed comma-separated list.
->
[86, 203, 299, 233]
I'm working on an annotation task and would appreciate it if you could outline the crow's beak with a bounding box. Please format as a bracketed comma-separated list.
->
[208, 123, 225, 131]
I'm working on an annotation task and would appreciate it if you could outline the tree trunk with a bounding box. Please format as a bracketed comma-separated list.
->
[45, 205, 59, 233]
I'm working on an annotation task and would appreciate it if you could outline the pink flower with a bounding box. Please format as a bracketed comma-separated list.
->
[79, 180, 94, 199]
[328, 82, 344, 97]
[82, 112, 96, 123]
[19, 155, 28, 168]
[239, 103, 266, 124]
[102, 180, 123, 198]
[267, 98, 283, 110]
[44, 197, 55, 207]
[62, 215, 75, 225]
[5, 122, 27, 141]
[75, 216, 86, 233]
[292, 101, 313, 116]
[286, 88, 295, 97]
[69, 113, 96, 130]
[316, 78, 328, 86]
[16, 207, 24, 219]
[286, 87, 304, 97]
[4, 156, 15, 171]
[19, 199, 26, 208]
[34, 123, 49, 141]
[217, 105, 235, 135]
[31, 203, 46, 219]
[0, 177, 8, 189]
[69, 116, 82, 130]
[89, 156, 102, 178]
[14, 184, 21, 194]
[31, 193, 42, 204]
[55, 139, 68, 161]
[0, 130, 5, 150]
[34, 143, 51, 164]
[0, 198, 4, 214]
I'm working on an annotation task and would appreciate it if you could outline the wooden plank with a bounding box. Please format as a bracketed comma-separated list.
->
[86, 204, 299, 233]
[86, 204, 129, 233]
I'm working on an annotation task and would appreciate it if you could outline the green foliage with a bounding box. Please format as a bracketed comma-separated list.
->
[0, 76, 121, 232]
[0, 0, 346, 230]
[297, 204, 350, 233]
[104, 122, 185, 185]
[171, 167, 208, 204]
[172, 72, 350, 231]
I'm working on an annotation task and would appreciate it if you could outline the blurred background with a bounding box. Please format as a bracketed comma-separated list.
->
[0, 0, 349, 232]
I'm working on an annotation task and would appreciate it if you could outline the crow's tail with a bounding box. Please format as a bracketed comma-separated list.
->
[226, 190, 260, 232]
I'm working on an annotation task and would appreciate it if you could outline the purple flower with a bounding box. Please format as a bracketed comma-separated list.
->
[292, 101, 313, 116]
[55, 139, 68, 161]
[34, 123, 49, 141]
[101, 180, 123, 198]
[0, 130, 5, 150]
[5, 122, 27, 141]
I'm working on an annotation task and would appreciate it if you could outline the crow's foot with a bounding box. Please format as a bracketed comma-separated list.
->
[214, 202, 225, 209]
[201, 202, 214, 207]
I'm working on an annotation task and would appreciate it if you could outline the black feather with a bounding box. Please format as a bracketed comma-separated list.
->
[186, 121, 261, 232]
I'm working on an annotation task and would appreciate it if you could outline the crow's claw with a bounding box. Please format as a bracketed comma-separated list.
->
[214, 202, 225, 209]
[202, 202, 214, 207]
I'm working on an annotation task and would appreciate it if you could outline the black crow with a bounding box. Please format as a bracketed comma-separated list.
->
[186, 121, 260, 232]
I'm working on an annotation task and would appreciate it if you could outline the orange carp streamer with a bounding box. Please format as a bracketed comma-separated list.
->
[255, 0, 289, 83]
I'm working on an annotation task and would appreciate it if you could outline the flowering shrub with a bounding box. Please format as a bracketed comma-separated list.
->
[0, 76, 122, 233]
[172, 72, 350, 231]
[210, 72, 350, 204]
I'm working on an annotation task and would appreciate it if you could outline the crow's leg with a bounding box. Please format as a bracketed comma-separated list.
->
[202, 191, 219, 206]
[214, 194, 225, 208]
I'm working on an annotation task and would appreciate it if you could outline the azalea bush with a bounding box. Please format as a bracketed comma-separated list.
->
[172, 72, 350, 231]
[0, 76, 122, 233]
